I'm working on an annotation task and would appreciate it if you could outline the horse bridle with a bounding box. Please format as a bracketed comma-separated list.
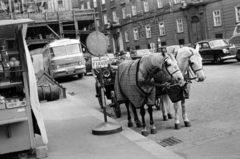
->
[164, 57, 181, 77]
[188, 50, 203, 74]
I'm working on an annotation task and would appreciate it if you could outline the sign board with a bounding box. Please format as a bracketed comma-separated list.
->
[86, 31, 108, 56]
[91, 56, 109, 69]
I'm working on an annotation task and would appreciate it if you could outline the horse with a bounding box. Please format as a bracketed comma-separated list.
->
[157, 46, 206, 129]
[114, 52, 185, 136]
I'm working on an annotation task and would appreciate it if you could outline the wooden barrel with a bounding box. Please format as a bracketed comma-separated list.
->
[38, 85, 60, 101]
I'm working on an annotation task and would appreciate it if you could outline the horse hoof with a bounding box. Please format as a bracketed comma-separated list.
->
[168, 113, 173, 119]
[184, 121, 191, 127]
[141, 131, 149, 136]
[163, 115, 168, 121]
[128, 121, 133, 127]
[175, 124, 180, 130]
[136, 122, 142, 128]
[151, 128, 157, 134]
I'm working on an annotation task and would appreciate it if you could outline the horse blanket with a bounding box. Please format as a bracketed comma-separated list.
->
[114, 59, 155, 108]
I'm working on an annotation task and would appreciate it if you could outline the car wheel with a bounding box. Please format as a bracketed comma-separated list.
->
[78, 74, 83, 78]
[215, 55, 222, 64]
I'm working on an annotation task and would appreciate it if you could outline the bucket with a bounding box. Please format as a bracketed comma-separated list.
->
[38, 85, 60, 101]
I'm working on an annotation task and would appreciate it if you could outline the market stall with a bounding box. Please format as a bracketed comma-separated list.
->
[0, 19, 48, 158]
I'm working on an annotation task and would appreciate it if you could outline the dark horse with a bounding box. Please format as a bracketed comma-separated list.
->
[115, 52, 185, 136]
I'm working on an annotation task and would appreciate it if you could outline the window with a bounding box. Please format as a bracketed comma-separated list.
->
[135, 45, 140, 50]
[87, 1, 90, 9]
[179, 39, 185, 45]
[122, 7, 126, 19]
[174, 0, 181, 4]
[132, 4, 137, 16]
[235, 6, 240, 23]
[215, 33, 223, 39]
[81, 3, 84, 9]
[133, 28, 139, 40]
[112, 11, 117, 22]
[103, 14, 107, 24]
[176, 19, 184, 33]
[161, 41, 166, 46]
[102, 0, 105, 5]
[159, 22, 165, 36]
[58, 0, 63, 7]
[125, 31, 129, 42]
[145, 25, 151, 38]
[143, 1, 149, 12]
[157, 0, 163, 8]
[93, 0, 97, 8]
[213, 10, 221, 26]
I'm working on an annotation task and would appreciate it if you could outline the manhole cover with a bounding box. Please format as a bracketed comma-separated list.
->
[157, 137, 182, 147]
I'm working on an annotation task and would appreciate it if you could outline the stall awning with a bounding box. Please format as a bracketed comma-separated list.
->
[0, 19, 34, 26]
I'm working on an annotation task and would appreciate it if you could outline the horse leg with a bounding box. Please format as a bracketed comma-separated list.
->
[148, 105, 157, 134]
[140, 106, 148, 136]
[125, 102, 134, 127]
[160, 95, 168, 121]
[165, 95, 173, 119]
[181, 99, 191, 127]
[161, 95, 173, 120]
[129, 102, 141, 127]
[173, 102, 181, 129]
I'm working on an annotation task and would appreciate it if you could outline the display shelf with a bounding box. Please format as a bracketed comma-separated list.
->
[0, 82, 22, 89]
[0, 116, 28, 125]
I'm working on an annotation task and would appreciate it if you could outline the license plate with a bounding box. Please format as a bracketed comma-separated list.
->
[66, 67, 74, 71]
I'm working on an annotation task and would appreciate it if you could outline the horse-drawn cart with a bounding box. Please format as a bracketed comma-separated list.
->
[93, 65, 121, 118]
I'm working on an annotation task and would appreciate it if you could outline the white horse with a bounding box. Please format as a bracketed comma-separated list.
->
[115, 52, 185, 136]
[158, 46, 206, 129]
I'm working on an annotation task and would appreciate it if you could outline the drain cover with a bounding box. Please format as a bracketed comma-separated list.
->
[158, 137, 182, 147]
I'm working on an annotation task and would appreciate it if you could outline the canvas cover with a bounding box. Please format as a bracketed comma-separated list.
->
[114, 59, 155, 108]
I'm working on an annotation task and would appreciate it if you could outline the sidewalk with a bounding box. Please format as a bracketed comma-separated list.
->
[37, 95, 183, 159]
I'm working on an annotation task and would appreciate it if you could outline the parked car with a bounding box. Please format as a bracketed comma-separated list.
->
[229, 23, 240, 61]
[194, 39, 237, 64]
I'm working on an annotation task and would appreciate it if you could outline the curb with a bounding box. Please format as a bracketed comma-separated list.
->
[66, 94, 184, 159]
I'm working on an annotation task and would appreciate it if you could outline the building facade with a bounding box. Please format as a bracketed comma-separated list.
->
[84, 0, 240, 53]
[0, 0, 95, 51]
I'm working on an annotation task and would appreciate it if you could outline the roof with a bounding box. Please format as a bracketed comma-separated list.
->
[48, 39, 80, 47]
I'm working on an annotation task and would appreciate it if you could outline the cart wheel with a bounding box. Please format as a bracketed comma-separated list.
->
[95, 82, 103, 109]
[111, 91, 121, 118]
[18, 152, 28, 159]
[155, 97, 161, 110]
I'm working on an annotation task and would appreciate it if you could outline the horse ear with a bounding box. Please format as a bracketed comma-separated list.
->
[195, 44, 200, 52]
[171, 48, 175, 55]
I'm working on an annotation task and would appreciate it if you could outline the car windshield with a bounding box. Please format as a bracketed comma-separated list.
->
[209, 40, 228, 48]
[66, 44, 81, 54]
[50, 46, 66, 57]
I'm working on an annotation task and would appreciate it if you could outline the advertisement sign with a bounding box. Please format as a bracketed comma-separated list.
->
[91, 56, 109, 69]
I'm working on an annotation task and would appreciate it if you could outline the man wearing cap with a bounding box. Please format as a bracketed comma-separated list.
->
[110, 50, 130, 69]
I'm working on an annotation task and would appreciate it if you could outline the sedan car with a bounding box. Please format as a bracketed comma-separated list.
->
[195, 39, 237, 64]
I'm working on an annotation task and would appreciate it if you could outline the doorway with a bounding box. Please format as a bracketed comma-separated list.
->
[191, 16, 201, 44]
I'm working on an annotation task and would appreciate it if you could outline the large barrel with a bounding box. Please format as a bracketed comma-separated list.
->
[38, 85, 60, 101]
